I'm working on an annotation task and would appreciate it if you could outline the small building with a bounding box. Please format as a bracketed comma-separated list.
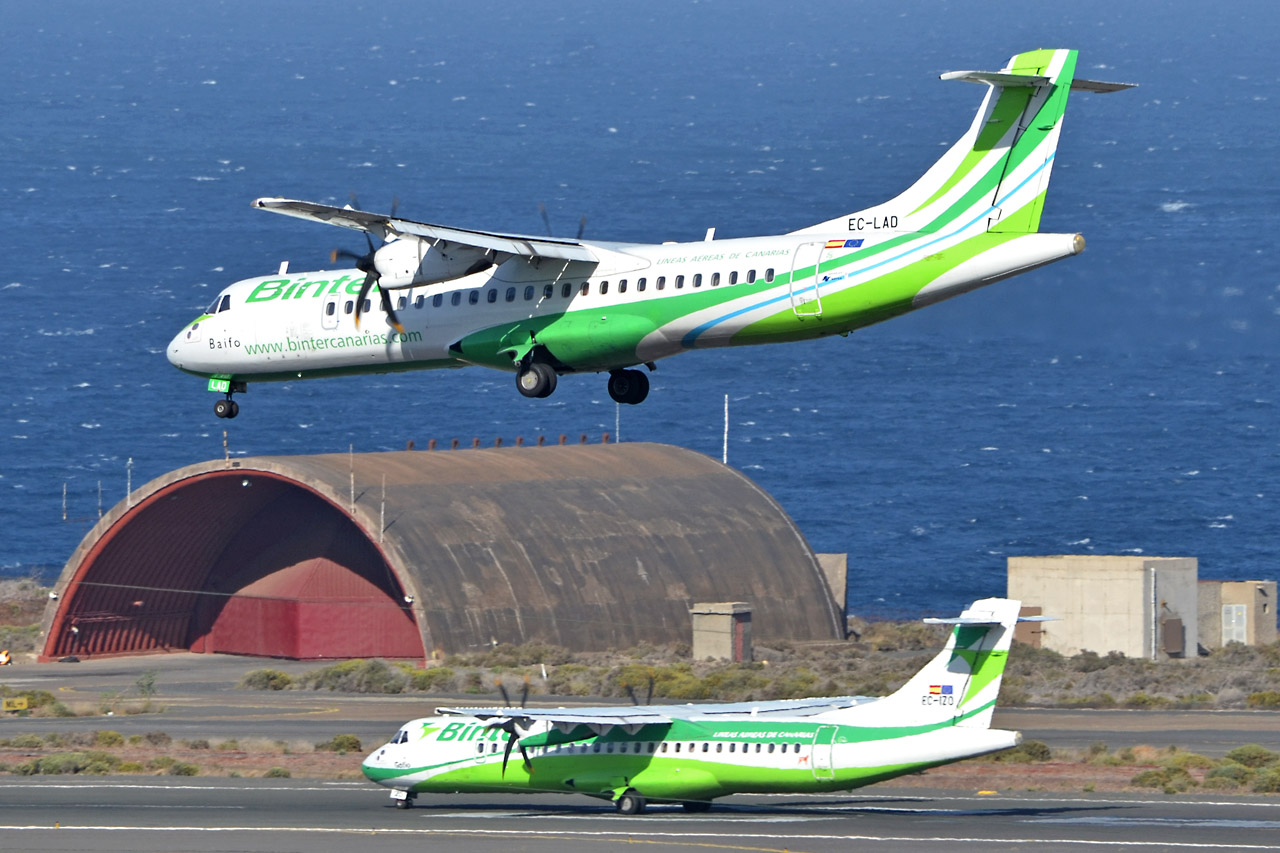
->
[1007, 555, 1198, 659]
[1198, 580, 1278, 651]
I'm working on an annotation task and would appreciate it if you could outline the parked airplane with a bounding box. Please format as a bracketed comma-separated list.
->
[168, 49, 1132, 418]
[361, 597, 1029, 813]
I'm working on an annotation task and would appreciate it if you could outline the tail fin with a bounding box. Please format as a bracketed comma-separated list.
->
[798, 49, 1133, 237]
[854, 598, 1022, 730]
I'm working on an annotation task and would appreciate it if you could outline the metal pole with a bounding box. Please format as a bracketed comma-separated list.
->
[722, 394, 729, 465]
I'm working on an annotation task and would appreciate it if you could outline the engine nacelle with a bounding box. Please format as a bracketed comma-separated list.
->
[373, 238, 494, 288]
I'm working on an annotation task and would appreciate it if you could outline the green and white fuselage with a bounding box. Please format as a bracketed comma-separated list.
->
[361, 597, 1028, 813]
[167, 49, 1131, 417]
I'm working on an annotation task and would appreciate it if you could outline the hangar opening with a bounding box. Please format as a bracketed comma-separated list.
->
[42, 470, 421, 661]
[42, 443, 844, 661]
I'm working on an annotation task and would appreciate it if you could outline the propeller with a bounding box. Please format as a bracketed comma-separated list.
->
[330, 195, 405, 334]
[623, 673, 655, 706]
[494, 676, 533, 777]
[537, 202, 587, 241]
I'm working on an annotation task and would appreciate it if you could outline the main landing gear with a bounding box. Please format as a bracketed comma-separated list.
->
[607, 368, 649, 405]
[516, 362, 557, 398]
[615, 789, 646, 815]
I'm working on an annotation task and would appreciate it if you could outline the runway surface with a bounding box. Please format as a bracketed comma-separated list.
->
[3, 777, 1280, 852]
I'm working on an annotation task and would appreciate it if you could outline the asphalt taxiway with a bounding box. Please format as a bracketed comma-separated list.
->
[3, 778, 1280, 852]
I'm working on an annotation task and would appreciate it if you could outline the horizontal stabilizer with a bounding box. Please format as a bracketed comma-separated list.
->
[942, 69, 1135, 93]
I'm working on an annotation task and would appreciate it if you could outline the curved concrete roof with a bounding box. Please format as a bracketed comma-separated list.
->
[43, 442, 842, 659]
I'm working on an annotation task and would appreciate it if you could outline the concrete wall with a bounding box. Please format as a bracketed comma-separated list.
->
[1007, 556, 1198, 659]
[1198, 580, 1278, 650]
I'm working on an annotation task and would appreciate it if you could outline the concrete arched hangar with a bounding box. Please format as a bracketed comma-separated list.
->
[41, 442, 844, 661]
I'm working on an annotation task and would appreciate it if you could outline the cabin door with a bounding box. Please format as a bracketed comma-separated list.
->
[811, 725, 837, 780]
[789, 242, 827, 317]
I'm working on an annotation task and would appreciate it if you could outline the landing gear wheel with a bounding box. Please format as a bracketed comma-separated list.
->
[516, 362, 558, 399]
[214, 398, 239, 419]
[615, 790, 646, 815]
[681, 800, 712, 812]
[394, 798, 413, 809]
[607, 369, 649, 405]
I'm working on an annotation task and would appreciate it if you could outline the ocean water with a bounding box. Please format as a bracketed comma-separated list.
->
[2, 0, 1277, 618]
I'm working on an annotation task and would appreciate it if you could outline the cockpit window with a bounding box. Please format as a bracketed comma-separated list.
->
[205, 294, 232, 314]
[391, 729, 409, 744]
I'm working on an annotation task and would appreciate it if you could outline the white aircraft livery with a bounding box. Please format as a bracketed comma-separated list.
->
[167, 49, 1132, 418]
[361, 597, 1035, 813]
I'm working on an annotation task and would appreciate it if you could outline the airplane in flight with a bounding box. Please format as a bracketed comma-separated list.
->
[168, 49, 1132, 419]
[361, 597, 1031, 813]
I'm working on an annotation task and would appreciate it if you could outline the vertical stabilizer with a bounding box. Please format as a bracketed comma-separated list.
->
[843, 598, 1021, 730]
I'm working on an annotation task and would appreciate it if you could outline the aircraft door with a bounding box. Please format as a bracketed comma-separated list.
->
[321, 295, 340, 330]
[789, 242, 827, 317]
[811, 725, 837, 780]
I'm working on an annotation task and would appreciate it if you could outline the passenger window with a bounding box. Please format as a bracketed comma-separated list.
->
[580, 282, 589, 297]
[618, 279, 627, 294]
[451, 292, 461, 306]
[362, 299, 372, 313]
[747, 269, 756, 284]
[755, 743, 761, 753]
[543, 284, 554, 300]
[599, 281, 609, 295]
[637, 278, 646, 292]
[701, 742, 709, 753]
[767, 744, 775, 754]
[647, 743, 656, 753]
[344, 300, 353, 314]
[397, 296, 408, 310]
[661, 743, 668, 753]
[433, 294, 443, 308]
[656, 276, 666, 290]
[605, 743, 614, 754]
[693, 274, 702, 288]
[525, 285, 536, 301]
[715, 743, 722, 753]
[325, 301, 336, 317]
[711, 272, 720, 286]
[469, 291, 480, 305]
[765, 268, 775, 282]
[675, 275, 684, 289]
[476, 743, 484, 754]
[487, 289, 497, 303]
[415, 295, 425, 309]
[562, 282, 574, 298]
[592, 743, 600, 753]
[505, 287, 516, 302]
[729, 271, 738, 285]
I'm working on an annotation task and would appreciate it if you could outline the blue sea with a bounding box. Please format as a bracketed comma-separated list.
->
[2, 0, 1277, 618]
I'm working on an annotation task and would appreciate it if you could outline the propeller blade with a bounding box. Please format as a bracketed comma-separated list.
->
[624, 681, 639, 706]
[497, 679, 512, 708]
[519, 676, 530, 708]
[380, 287, 405, 335]
[501, 729, 517, 777]
[646, 674, 654, 705]
[538, 202, 553, 237]
[576, 215, 587, 240]
[352, 271, 377, 329]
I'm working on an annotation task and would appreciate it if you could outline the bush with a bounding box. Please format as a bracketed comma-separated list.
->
[240, 669, 294, 691]
[1207, 762, 1256, 785]
[147, 756, 175, 770]
[408, 666, 456, 692]
[315, 734, 363, 754]
[264, 767, 291, 778]
[144, 731, 172, 747]
[10, 733, 44, 749]
[1130, 767, 1196, 793]
[1253, 769, 1280, 793]
[94, 730, 124, 747]
[169, 762, 199, 777]
[183, 739, 210, 750]
[1165, 752, 1215, 771]
[298, 660, 407, 694]
[216, 739, 240, 751]
[1247, 691, 1280, 709]
[1224, 744, 1278, 769]
[117, 761, 144, 773]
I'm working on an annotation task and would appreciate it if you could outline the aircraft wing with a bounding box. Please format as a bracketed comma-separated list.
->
[439, 695, 871, 735]
[252, 197, 598, 264]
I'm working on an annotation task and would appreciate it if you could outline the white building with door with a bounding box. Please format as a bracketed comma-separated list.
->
[1198, 581, 1277, 651]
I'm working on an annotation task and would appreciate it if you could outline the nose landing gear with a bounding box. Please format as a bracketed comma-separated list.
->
[213, 381, 247, 419]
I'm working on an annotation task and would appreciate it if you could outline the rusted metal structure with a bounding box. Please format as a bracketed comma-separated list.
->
[41, 443, 842, 660]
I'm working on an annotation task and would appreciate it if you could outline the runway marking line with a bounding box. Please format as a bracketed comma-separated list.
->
[1, 825, 1279, 850]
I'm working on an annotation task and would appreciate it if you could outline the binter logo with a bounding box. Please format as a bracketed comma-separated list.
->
[246, 275, 362, 303]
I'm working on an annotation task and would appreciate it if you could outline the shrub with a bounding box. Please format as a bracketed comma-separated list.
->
[10, 733, 44, 749]
[183, 739, 210, 750]
[144, 731, 172, 747]
[1130, 767, 1196, 793]
[408, 666, 456, 692]
[1207, 762, 1256, 785]
[117, 761, 144, 773]
[94, 730, 124, 747]
[1123, 692, 1172, 709]
[315, 734, 363, 754]
[298, 660, 407, 694]
[1164, 752, 1215, 771]
[1253, 769, 1280, 793]
[1247, 691, 1280, 709]
[264, 767, 291, 778]
[240, 669, 293, 691]
[147, 756, 176, 770]
[216, 739, 240, 751]
[1224, 744, 1278, 769]
[169, 762, 199, 777]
